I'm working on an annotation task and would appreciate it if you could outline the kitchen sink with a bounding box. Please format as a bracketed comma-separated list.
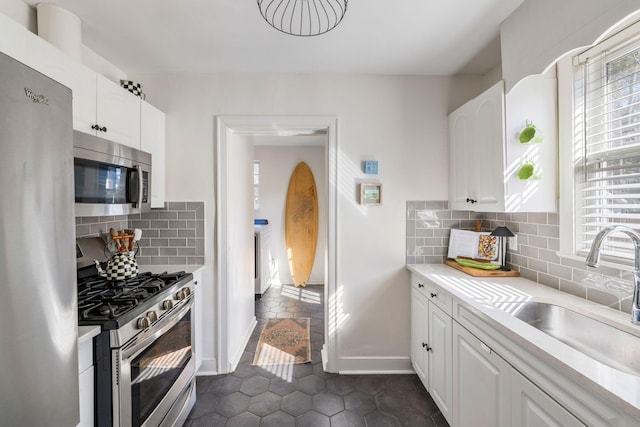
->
[513, 302, 640, 376]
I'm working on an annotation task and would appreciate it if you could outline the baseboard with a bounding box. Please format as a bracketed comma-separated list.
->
[321, 345, 328, 371]
[338, 356, 415, 375]
[227, 316, 257, 373]
[196, 358, 218, 376]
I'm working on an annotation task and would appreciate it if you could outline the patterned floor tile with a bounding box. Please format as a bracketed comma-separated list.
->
[184, 284, 449, 427]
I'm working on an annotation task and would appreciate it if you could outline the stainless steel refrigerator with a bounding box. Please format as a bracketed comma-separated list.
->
[0, 52, 79, 425]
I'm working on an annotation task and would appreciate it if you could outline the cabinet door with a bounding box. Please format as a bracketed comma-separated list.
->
[192, 268, 203, 371]
[0, 13, 27, 64]
[504, 74, 558, 212]
[78, 366, 94, 427]
[411, 286, 429, 386]
[140, 100, 166, 207]
[449, 104, 473, 210]
[96, 74, 141, 148]
[511, 369, 585, 427]
[428, 304, 452, 425]
[471, 81, 506, 212]
[453, 322, 511, 427]
[25, 35, 97, 136]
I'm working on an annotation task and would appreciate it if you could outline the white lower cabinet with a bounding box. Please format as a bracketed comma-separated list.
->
[427, 303, 452, 420]
[411, 277, 453, 424]
[192, 267, 204, 372]
[452, 322, 511, 427]
[411, 271, 639, 427]
[451, 322, 586, 427]
[511, 369, 585, 427]
[77, 330, 97, 427]
[411, 286, 429, 383]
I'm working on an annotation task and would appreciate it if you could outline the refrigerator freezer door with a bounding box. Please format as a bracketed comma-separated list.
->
[0, 52, 79, 425]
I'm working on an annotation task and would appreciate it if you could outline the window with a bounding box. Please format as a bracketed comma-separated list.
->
[570, 23, 640, 263]
[253, 160, 260, 211]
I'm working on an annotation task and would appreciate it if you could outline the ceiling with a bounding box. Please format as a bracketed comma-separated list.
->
[22, 0, 525, 76]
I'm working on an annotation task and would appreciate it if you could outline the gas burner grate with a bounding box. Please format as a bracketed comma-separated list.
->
[77, 270, 189, 322]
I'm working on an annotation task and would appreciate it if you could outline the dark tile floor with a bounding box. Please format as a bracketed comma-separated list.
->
[185, 283, 449, 427]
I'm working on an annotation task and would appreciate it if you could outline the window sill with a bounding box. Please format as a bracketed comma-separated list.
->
[556, 251, 634, 273]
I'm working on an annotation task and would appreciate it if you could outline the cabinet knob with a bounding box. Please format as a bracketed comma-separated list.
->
[430, 292, 437, 298]
[91, 124, 108, 132]
[422, 343, 432, 351]
[418, 283, 424, 288]
[466, 198, 477, 204]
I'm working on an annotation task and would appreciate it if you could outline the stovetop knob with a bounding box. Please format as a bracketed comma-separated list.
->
[175, 290, 186, 300]
[136, 316, 151, 329]
[146, 311, 158, 322]
[182, 287, 192, 297]
[162, 299, 174, 310]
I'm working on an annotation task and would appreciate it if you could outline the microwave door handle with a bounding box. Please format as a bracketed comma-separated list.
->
[135, 164, 144, 208]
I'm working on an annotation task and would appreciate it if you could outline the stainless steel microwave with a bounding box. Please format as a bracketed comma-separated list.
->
[73, 131, 151, 217]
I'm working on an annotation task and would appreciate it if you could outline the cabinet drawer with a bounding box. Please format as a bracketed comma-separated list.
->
[412, 274, 452, 315]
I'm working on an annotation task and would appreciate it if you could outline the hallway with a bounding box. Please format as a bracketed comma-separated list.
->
[185, 283, 449, 426]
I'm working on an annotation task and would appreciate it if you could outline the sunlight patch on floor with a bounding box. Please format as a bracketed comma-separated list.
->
[253, 343, 294, 381]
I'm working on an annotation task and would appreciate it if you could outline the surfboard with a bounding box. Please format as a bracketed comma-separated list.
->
[285, 162, 318, 287]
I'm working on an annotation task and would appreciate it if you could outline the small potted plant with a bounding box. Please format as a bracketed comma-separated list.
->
[519, 121, 544, 144]
[517, 160, 542, 180]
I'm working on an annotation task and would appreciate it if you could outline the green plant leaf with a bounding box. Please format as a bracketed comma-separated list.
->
[518, 163, 534, 180]
[519, 126, 536, 143]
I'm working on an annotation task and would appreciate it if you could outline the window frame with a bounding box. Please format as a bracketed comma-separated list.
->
[558, 19, 640, 269]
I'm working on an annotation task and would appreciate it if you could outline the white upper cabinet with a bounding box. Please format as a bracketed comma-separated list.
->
[0, 13, 27, 63]
[95, 74, 141, 149]
[0, 14, 142, 150]
[25, 35, 97, 136]
[449, 81, 506, 211]
[449, 74, 557, 212]
[140, 100, 166, 208]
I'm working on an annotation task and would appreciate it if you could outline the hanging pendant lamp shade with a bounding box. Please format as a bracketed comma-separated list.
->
[257, 0, 348, 37]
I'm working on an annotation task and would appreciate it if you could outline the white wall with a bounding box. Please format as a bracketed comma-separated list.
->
[225, 133, 257, 369]
[254, 145, 326, 286]
[128, 72, 480, 372]
[500, 0, 640, 92]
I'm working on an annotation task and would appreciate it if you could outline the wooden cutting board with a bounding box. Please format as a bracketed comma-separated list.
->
[445, 259, 520, 277]
[285, 162, 318, 287]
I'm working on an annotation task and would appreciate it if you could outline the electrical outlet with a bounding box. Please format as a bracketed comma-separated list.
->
[508, 234, 518, 251]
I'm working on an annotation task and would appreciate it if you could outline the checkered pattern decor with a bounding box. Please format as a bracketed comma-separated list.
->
[120, 80, 143, 97]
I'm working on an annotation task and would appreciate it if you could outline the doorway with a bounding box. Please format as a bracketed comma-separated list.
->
[215, 116, 338, 374]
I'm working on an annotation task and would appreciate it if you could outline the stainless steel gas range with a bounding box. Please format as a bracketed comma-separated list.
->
[77, 238, 196, 427]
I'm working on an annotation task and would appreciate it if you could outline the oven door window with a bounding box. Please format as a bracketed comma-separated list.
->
[74, 158, 129, 204]
[131, 310, 192, 426]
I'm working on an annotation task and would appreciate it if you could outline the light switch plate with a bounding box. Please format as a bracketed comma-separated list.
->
[508, 234, 518, 251]
[364, 160, 378, 174]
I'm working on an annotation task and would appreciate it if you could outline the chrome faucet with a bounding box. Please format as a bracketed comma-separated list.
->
[585, 225, 640, 325]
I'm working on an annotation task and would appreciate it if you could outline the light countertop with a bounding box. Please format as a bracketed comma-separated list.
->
[407, 263, 640, 420]
[78, 325, 100, 344]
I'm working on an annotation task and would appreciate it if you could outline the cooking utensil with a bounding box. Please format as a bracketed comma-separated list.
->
[132, 229, 142, 251]
[120, 231, 128, 252]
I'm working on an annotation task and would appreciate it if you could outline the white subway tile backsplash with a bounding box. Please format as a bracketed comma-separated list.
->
[76, 201, 205, 267]
[406, 200, 630, 314]
[527, 212, 548, 224]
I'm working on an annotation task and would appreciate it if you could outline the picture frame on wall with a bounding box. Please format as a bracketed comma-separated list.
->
[360, 183, 382, 205]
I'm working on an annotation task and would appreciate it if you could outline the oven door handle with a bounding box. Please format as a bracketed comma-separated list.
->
[121, 297, 193, 360]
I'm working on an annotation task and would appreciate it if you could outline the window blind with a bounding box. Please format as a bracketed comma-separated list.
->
[574, 41, 640, 262]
